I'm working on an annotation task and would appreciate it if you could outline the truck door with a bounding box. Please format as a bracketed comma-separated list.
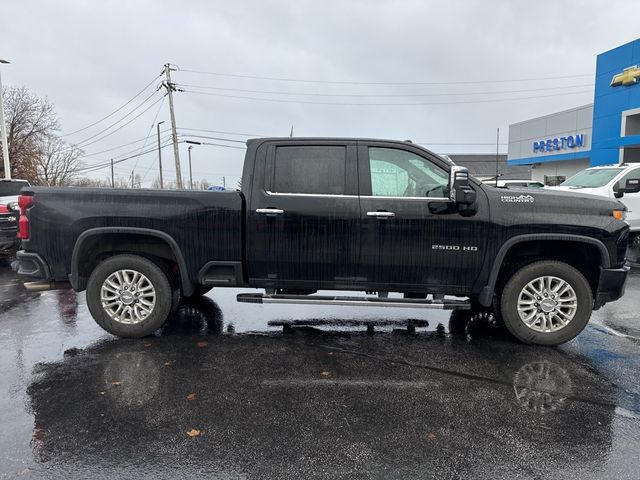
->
[357, 142, 489, 293]
[246, 141, 361, 289]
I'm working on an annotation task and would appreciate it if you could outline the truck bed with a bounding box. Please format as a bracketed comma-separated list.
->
[20, 187, 244, 290]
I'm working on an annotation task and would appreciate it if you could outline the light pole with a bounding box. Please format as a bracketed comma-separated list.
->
[187, 145, 194, 190]
[0, 59, 11, 179]
[156, 121, 165, 189]
[185, 140, 202, 190]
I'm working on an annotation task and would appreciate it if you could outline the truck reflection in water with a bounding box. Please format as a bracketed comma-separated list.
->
[27, 297, 615, 479]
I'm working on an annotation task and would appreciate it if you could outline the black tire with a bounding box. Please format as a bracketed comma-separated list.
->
[500, 260, 593, 346]
[184, 285, 213, 298]
[86, 254, 175, 338]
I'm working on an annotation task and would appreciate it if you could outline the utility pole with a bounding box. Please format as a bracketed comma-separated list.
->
[222, 176, 226, 188]
[163, 63, 182, 189]
[0, 59, 11, 179]
[131, 169, 135, 189]
[188, 145, 194, 190]
[110, 159, 114, 187]
[156, 121, 165, 189]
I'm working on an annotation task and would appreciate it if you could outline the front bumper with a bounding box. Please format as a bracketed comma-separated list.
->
[594, 264, 631, 309]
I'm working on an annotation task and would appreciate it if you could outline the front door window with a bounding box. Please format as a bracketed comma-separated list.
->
[368, 147, 449, 198]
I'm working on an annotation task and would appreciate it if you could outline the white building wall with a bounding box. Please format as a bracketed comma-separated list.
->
[508, 104, 593, 162]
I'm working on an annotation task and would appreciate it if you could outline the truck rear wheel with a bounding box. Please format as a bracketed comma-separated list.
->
[500, 260, 593, 346]
[86, 254, 175, 338]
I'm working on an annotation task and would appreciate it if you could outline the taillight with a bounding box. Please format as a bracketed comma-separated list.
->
[0, 204, 8, 213]
[17, 195, 34, 240]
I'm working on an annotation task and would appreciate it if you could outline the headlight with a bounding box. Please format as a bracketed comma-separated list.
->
[7, 201, 19, 212]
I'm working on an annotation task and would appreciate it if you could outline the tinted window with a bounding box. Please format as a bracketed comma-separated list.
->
[0, 180, 29, 196]
[272, 146, 346, 195]
[369, 147, 448, 198]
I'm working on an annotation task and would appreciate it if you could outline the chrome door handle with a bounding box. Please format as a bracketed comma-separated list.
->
[256, 208, 284, 215]
[367, 211, 395, 218]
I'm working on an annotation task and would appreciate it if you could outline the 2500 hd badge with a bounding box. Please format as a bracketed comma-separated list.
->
[432, 245, 479, 251]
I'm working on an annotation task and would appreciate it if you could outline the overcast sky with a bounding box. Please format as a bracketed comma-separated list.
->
[2, 0, 639, 187]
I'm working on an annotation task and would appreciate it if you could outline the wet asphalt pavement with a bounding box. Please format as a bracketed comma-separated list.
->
[1, 258, 639, 479]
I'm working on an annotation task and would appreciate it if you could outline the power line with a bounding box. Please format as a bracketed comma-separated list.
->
[179, 83, 594, 98]
[61, 74, 162, 137]
[77, 142, 172, 174]
[182, 89, 593, 106]
[177, 68, 594, 86]
[131, 96, 166, 172]
[179, 133, 246, 144]
[69, 95, 166, 152]
[82, 130, 171, 157]
[178, 127, 266, 137]
[69, 91, 163, 149]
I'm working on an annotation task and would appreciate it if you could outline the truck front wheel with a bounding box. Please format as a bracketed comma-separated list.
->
[86, 254, 175, 338]
[500, 260, 593, 346]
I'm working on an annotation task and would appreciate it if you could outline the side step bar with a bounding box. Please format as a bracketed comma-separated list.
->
[236, 293, 470, 310]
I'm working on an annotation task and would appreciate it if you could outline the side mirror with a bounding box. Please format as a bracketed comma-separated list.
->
[613, 183, 623, 198]
[448, 166, 476, 205]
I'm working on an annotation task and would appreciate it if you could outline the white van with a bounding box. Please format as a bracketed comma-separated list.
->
[549, 164, 640, 236]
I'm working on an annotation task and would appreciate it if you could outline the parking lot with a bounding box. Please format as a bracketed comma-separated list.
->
[0, 257, 639, 479]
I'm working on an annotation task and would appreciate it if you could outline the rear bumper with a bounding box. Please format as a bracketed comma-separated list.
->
[594, 264, 630, 309]
[16, 250, 51, 280]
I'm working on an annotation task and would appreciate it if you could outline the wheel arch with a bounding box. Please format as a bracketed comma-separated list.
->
[71, 227, 194, 296]
[478, 234, 609, 307]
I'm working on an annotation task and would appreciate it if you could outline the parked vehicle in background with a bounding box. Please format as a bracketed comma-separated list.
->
[16, 138, 630, 346]
[549, 164, 640, 239]
[0, 179, 30, 254]
[488, 179, 545, 188]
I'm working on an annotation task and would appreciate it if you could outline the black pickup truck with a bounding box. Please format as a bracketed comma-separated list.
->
[16, 138, 630, 345]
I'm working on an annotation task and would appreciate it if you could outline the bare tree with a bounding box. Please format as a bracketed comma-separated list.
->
[1, 86, 60, 180]
[72, 176, 129, 188]
[33, 136, 83, 186]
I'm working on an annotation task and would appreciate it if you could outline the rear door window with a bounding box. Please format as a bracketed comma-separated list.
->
[271, 146, 346, 195]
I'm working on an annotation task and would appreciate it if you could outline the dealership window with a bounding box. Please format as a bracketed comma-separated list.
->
[271, 146, 346, 195]
[368, 147, 448, 198]
[621, 109, 640, 163]
[544, 175, 566, 186]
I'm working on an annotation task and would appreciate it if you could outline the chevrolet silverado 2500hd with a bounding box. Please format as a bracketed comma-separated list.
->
[16, 138, 630, 345]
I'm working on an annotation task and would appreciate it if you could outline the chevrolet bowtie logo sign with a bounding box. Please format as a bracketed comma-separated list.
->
[610, 65, 640, 87]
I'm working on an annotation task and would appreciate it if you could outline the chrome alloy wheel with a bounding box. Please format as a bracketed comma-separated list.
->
[100, 269, 156, 324]
[517, 276, 578, 333]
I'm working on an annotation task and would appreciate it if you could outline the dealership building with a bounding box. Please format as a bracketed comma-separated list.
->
[508, 38, 640, 185]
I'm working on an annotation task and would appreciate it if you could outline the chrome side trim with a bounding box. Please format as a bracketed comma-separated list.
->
[361, 195, 450, 202]
[264, 190, 450, 201]
[265, 191, 358, 198]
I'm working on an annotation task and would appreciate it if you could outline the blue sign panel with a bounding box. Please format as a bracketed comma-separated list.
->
[533, 135, 585, 153]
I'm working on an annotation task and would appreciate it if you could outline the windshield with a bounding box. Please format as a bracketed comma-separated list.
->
[0, 181, 29, 196]
[560, 168, 622, 188]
